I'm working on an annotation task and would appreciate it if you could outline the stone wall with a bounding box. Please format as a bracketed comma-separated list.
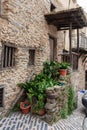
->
[71, 56, 85, 91]
[45, 85, 69, 125]
[0, 0, 65, 115]
[0, 0, 85, 116]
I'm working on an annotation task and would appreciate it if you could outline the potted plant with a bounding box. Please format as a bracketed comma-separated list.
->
[18, 73, 47, 116]
[59, 62, 70, 76]
[20, 100, 31, 114]
[18, 62, 61, 115]
[31, 94, 46, 116]
[32, 100, 45, 116]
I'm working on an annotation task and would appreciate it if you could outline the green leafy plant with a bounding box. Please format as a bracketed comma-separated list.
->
[18, 72, 59, 113]
[68, 85, 75, 115]
[59, 62, 71, 69]
[17, 61, 71, 114]
[13, 103, 20, 112]
[33, 95, 45, 113]
[17, 82, 30, 92]
[61, 104, 67, 118]
[43, 61, 60, 80]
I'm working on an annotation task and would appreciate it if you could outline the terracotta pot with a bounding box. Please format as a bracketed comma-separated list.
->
[38, 109, 46, 116]
[20, 101, 31, 114]
[59, 69, 67, 76]
[32, 109, 45, 116]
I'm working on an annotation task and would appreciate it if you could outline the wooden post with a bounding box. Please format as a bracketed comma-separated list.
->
[77, 29, 79, 69]
[69, 22, 72, 65]
[77, 29, 79, 53]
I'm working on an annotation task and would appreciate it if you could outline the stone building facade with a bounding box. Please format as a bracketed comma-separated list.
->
[0, 0, 86, 114]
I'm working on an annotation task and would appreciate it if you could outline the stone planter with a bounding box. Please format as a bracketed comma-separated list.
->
[44, 85, 69, 124]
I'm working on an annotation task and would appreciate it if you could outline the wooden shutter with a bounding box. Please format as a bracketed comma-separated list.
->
[49, 37, 54, 61]
[29, 49, 35, 65]
[49, 36, 57, 61]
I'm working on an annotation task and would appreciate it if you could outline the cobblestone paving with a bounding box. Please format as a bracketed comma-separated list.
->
[0, 107, 85, 130]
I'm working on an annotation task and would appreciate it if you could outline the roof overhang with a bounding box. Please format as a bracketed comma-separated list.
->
[45, 7, 87, 30]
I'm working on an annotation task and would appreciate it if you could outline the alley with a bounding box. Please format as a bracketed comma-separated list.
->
[0, 107, 86, 130]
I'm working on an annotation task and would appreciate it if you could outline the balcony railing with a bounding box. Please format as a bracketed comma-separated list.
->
[72, 33, 87, 51]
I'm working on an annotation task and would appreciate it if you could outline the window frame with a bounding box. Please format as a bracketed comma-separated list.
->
[62, 50, 78, 71]
[1, 43, 16, 69]
[49, 35, 57, 61]
[0, 85, 4, 108]
[29, 48, 35, 66]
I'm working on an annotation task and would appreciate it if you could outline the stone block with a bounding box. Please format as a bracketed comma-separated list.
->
[46, 92, 58, 99]
[45, 87, 55, 94]
[45, 102, 56, 110]
[47, 98, 56, 104]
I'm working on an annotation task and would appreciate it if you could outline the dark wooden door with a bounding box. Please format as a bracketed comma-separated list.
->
[49, 36, 57, 61]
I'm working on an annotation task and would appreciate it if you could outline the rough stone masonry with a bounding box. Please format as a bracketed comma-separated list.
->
[0, 0, 85, 116]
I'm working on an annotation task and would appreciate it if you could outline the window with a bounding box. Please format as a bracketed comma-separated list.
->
[29, 49, 35, 65]
[2, 44, 16, 68]
[62, 55, 70, 63]
[72, 54, 78, 70]
[0, 87, 4, 107]
[62, 50, 70, 63]
[62, 50, 78, 71]
[49, 36, 57, 61]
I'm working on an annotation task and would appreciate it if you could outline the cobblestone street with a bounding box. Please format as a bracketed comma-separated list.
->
[0, 106, 86, 130]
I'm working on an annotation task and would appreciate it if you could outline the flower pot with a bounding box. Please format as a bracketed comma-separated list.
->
[20, 101, 31, 114]
[38, 109, 46, 116]
[32, 109, 45, 116]
[59, 69, 67, 76]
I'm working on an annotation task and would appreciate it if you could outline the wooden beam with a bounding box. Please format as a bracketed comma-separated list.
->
[77, 29, 79, 53]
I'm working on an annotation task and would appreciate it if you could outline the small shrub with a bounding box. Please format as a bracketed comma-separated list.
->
[61, 104, 67, 118]
[68, 85, 75, 115]
[13, 103, 20, 112]
[43, 61, 60, 80]
[59, 62, 71, 69]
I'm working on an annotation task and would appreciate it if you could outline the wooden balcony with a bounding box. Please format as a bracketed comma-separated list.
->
[72, 33, 87, 53]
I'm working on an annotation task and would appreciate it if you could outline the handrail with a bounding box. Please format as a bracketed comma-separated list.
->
[72, 33, 87, 50]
